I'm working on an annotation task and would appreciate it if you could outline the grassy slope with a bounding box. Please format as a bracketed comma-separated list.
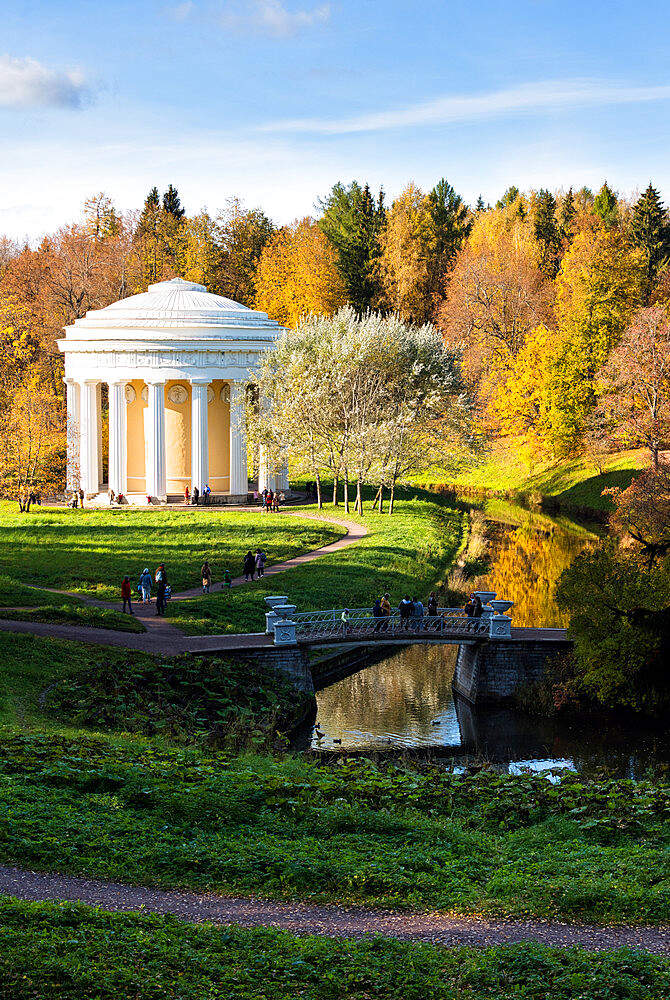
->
[171, 490, 467, 634]
[0, 505, 344, 600]
[418, 440, 648, 512]
[3, 900, 669, 1000]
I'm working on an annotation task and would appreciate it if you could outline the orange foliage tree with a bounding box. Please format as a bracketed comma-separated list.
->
[254, 218, 346, 327]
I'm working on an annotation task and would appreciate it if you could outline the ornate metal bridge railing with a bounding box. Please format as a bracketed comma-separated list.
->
[291, 609, 490, 641]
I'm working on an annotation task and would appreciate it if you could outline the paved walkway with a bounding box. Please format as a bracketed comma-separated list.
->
[0, 865, 667, 954]
[3, 512, 367, 655]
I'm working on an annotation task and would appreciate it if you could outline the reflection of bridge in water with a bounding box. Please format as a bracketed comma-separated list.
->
[264, 593, 570, 705]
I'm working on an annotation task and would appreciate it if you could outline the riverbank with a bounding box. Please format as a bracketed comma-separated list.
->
[416, 440, 647, 513]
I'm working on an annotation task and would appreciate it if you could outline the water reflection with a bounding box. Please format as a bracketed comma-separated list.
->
[471, 504, 599, 627]
[314, 645, 461, 750]
[312, 507, 670, 776]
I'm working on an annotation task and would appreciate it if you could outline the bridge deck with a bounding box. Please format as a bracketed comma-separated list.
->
[296, 625, 569, 647]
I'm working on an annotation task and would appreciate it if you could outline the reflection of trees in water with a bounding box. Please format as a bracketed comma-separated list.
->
[471, 521, 594, 627]
[316, 645, 459, 745]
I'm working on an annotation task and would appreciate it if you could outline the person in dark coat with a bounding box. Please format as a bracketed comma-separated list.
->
[398, 595, 413, 631]
[155, 564, 168, 616]
[243, 550, 256, 581]
[372, 597, 384, 632]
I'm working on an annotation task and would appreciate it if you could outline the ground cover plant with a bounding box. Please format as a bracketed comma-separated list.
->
[171, 487, 467, 635]
[0, 735, 668, 924]
[0, 504, 344, 600]
[2, 899, 669, 1000]
[45, 653, 311, 748]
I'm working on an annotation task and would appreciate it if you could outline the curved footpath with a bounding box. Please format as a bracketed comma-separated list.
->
[0, 865, 667, 954]
[0, 512, 367, 655]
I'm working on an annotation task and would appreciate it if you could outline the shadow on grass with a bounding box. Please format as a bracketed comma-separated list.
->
[555, 468, 640, 508]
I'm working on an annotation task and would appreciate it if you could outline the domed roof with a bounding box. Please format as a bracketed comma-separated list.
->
[63, 278, 281, 334]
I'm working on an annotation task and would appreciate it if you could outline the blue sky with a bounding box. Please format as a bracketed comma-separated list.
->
[3, 0, 670, 238]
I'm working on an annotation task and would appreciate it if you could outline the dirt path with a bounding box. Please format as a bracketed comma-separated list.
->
[2, 513, 367, 654]
[0, 865, 667, 954]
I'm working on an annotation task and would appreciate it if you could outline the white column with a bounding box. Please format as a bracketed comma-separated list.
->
[80, 379, 100, 496]
[108, 380, 128, 496]
[229, 381, 248, 496]
[64, 378, 80, 492]
[146, 379, 167, 500]
[190, 380, 209, 494]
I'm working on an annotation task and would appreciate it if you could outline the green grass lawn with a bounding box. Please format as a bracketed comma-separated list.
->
[0, 604, 145, 633]
[0, 505, 344, 600]
[417, 440, 648, 512]
[171, 490, 467, 634]
[3, 899, 669, 999]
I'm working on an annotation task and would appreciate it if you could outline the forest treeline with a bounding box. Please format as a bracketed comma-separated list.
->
[2, 177, 670, 493]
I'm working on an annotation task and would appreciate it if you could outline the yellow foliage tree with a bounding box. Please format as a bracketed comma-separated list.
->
[375, 182, 433, 323]
[254, 218, 346, 327]
[489, 325, 556, 463]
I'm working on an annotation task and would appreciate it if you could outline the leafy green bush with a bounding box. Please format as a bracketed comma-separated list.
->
[45, 655, 311, 748]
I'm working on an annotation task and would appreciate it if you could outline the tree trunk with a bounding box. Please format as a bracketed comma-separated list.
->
[344, 473, 350, 514]
[379, 485, 384, 514]
[315, 471, 323, 509]
[389, 477, 396, 515]
[355, 479, 363, 515]
[332, 475, 338, 506]
[371, 485, 382, 511]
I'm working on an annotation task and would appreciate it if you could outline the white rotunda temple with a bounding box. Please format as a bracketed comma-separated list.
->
[58, 277, 286, 503]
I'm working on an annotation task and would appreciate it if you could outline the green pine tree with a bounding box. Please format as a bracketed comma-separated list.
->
[425, 178, 473, 297]
[318, 180, 386, 311]
[631, 183, 670, 300]
[532, 189, 560, 277]
[162, 184, 185, 219]
[593, 181, 618, 228]
[559, 187, 576, 239]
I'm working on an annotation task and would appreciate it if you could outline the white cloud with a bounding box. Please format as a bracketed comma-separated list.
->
[0, 54, 89, 109]
[260, 78, 670, 134]
[165, 1, 195, 20]
[219, 0, 330, 37]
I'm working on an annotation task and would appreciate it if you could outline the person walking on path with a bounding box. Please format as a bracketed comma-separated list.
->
[201, 560, 212, 594]
[372, 597, 384, 633]
[121, 576, 133, 615]
[255, 548, 267, 578]
[341, 608, 351, 635]
[243, 550, 256, 582]
[184, 486, 189, 505]
[155, 564, 168, 616]
[191, 486, 200, 506]
[399, 595, 413, 631]
[222, 569, 232, 593]
[380, 592, 391, 632]
[139, 567, 152, 604]
[411, 595, 424, 631]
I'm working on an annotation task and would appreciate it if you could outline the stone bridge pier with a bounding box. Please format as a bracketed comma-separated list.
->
[452, 635, 570, 704]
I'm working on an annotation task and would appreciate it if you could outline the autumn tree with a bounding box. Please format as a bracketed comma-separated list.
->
[253, 218, 346, 327]
[595, 306, 670, 467]
[438, 206, 553, 395]
[630, 183, 670, 301]
[318, 181, 385, 312]
[489, 324, 556, 462]
[550, 227, 644, 453]
[375, 182, 433, 323]
[135, 184, 185, 284]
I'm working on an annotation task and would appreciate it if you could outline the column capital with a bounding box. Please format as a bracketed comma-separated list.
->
[189, 378, 211, 386]
[145, 377, 167, 386]
[108, 377, 129, 387]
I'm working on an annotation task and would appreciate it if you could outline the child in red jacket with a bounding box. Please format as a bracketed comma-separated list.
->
[121, 575, 133, 614]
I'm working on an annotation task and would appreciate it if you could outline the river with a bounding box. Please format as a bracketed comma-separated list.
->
[310, 502, 670, 776]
